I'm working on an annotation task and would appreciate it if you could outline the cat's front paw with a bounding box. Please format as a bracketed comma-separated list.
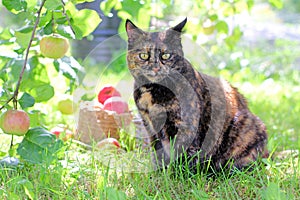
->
[149, 104, 167, 132]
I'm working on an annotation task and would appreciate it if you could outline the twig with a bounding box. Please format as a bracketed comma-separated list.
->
[0, 0, 47, 113]
[0, 96, 14, 110]
[61, 0, 76, 37]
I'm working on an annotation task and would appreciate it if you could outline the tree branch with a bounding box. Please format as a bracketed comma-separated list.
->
[0, 0, 47, 111]
[61, 0, 76, 37]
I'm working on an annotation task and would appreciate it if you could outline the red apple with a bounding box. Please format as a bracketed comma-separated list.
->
[58, 99, 74, 115]
[50, 126, 73, 141]
[103, 97, 129, 114]
[0, 110, 30, 136]
[98, 85, 121, 104]
[40, 35, 69, 59]
[96, 138, 121, 149]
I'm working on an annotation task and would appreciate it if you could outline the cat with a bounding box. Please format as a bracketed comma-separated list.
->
[125, 18, 268, 172]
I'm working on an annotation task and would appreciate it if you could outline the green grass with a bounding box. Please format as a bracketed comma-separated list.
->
[1, 75, 299, 199]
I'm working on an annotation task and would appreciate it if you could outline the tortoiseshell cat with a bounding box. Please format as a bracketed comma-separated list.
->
[125, 18, 268, 171]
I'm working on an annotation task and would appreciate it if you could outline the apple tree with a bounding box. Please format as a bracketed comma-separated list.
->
[0, 0, 101, 164]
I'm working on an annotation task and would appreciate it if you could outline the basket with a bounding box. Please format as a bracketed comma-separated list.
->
[76, 101, 133, 144]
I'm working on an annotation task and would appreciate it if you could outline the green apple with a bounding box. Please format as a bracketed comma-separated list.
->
[58, 99, 74, 115]
[40, 35, 69, 59]
[0, 110, 30, 136]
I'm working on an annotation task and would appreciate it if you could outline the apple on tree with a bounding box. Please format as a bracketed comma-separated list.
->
[103, 96, 129, 114]
[40, 35, 69, 59]
[0, 110, 30, 136]
[98, 85, 121, 104]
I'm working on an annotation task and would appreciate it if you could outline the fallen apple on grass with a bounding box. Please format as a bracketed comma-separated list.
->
[40, 35, 69, 59]
[97, 138, 121, 149]
[50, 126, 73, 141]
[98, 85, 121, 104]
[103, 97, 129, 114]
[0, 110, 30, 136]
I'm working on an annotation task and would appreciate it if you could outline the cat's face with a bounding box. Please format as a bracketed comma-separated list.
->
[126, 19, 187, 82]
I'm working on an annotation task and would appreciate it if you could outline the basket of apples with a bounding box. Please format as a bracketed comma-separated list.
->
[76, 85, 132, 144]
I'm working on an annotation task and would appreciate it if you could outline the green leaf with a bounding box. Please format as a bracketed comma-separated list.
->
[70, 9, 101, 39]
[28, 110, 46, 127]
[42, 21, 54, 35]
[29, 84, 54, 102]
[225, 26, 243, 50]
[0, 28, 14, 40]
[56, 25, 76, 39]
[54, 56, 85, 83]
[2, 0, 27, 14]
[54, 59, 76, 80]
[19, 57, 51, 94]
[44, 0, 63, 10]
[162, 0, 171, 6]
[14, 26, 33, 48]
[121, 0, 143, 18]
[17, 127, 64, 164]
[17, 25, 34, 33]
[0, 62, 9, 82]
[53, 11, 68, 25]
[19, 92, 35, 109]
[247, 0, 254, 10]
[208, 14, 218, 21]
[100, 0, 119, 15]
[216, 20, 229, 34]
[10, 59, 28, 82]
[268, 0, 283, 9]
[39, 10, 52, 27]
[26, 0, 37, 9]
[28, 56, 50, 83]
[15, 31, 32, 48]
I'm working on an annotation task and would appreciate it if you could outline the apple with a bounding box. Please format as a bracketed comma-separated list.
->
[50, 126, 73, 141]
[96, 138, 121, 149]
[58, 99, 74, 115]
[40, 35, 69, 59]
[103, 97, 129, 114]
[98, 85, 121, 104]
[0, 110, 30, 136]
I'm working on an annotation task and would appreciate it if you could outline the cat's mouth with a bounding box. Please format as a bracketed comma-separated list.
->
[143, 70, 168, 82]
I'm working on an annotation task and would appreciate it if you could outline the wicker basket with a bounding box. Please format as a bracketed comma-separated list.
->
[76, 101, 132, 144]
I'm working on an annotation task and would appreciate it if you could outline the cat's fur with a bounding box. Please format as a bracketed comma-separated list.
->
[125, 18, 268, 171]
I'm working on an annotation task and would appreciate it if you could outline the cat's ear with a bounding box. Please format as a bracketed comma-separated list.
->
[171, 18, 187, 33]
[125, 19, 144, 38]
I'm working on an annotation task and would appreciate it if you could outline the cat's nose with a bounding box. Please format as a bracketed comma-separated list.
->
[153, 67, 160, 73]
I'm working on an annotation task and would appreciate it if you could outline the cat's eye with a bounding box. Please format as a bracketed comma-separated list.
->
[139, 53, 149, 60]
[161, 53, 171, 60]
